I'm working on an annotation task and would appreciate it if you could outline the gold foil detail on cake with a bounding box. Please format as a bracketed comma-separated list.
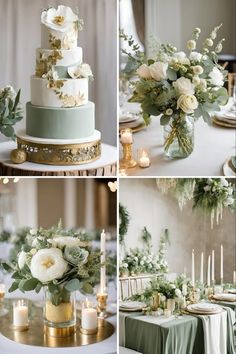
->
[59, 92, 86, 107]
[49, 34, 62, 49]
[36, 50, 63, 77]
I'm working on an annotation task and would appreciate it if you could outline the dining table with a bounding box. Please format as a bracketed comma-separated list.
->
[119, 100, 235, 177]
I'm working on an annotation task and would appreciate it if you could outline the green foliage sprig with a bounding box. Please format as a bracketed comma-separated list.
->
[119, 203, 130, 244]
[0, 86, 23, 140]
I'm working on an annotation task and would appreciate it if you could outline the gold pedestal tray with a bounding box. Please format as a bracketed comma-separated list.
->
[0, 300, 115, 348]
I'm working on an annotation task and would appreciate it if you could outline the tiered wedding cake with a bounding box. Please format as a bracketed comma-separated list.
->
[13, 5, 101, 165]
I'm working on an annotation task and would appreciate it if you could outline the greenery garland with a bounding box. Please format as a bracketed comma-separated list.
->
[119, 203, 130, 244]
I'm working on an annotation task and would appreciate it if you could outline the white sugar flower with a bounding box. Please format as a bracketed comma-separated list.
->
[136, 64, 152, 79]
[149, 62, 168, 81]
[189, 51, 202, 62]
[41, 5, 78, 32]
[68, 63, 93, 79]
[173, 77, 195, 96]
[192, 65, 203, 75]
[187, 40, 196, 50]
[177, 94, 198, 114]
[18, 251, 27, 269]
[30, 248, 67, 283]
[209, 67, 224, 86]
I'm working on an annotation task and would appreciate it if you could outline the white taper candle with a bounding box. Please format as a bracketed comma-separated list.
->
[200, 252, 204, 284]
[220, 245, 223, 281]
[191, 249, 195, 287]
[207, 255, 211, 287]
[100, 229, 106, 293]
[211, 250, 215, 282]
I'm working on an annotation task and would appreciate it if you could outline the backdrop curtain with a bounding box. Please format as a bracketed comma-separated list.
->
[0, 0, 117, 145]
[131, 0, 145, 46]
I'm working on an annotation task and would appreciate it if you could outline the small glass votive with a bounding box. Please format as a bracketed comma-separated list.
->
[120, 128, 133, 144]
[80, 299, 98, 335]
[164, 309, 171, 318]
[12, 299, 29, 331]
[137, 148, 151, 168]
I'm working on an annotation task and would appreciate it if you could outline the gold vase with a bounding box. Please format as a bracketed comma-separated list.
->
[119, 143, 137, 169]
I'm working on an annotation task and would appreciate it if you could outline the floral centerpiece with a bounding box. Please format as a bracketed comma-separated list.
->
[121, 25, 228, 158]
[120, 229, 169, 276]
[0, 86, 23, 140]
[1, 223, 101, 334]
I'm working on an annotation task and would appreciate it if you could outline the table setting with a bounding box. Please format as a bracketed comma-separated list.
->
[119, 25, 235, 177]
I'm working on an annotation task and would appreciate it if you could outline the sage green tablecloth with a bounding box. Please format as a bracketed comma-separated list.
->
[122, 309, 235, 354]
[211, 300, 236, 312]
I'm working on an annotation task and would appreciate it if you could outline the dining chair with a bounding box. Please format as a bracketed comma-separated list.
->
[119, 274, 155, 300]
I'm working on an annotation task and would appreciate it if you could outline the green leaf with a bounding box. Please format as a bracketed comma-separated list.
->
[3, 106, 9, 118]
[160, 115, 171, 126]
[48, 283, 58, 294]
[148, 59, 155, 65]
[1, 262, 13, 272]
[65, 279, 81, 292]
[0, 125, 15, 138]
[35, 283, 42, 294]
[167, 68, 177, 81]
[18, 279, 27, 293]
[12, 271, 21, 279]
[22, 278, 39, 291]
[82, 282, 94, 294]
[9, 281, 19, 293]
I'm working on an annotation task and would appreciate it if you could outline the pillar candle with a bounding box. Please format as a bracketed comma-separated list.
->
[207, 255, 211, 287]
[200, 252, 204, 284]
[191, 249, 195, 287]
[81, 307, 97, 330]
[13, 301, 28, 327]
[220, 245, 223, 281]
[211, 250, 215, 282]
[100, 230, 106, 293]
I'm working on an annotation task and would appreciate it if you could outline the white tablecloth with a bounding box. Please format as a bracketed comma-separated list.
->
[119, 102, 235, 176]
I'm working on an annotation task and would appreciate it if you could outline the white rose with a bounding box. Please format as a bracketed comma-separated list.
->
[30, 229, 37, 235]
[205, 38, 213, 47]
[68, 63, 93, 79]
[189, 51, 202, 62]
[136, 64, 152, 79]
[187, 40, 196, 50]
[220, 178, 228, 187]
[18, 251, 27, 269]
[177, 94, 198, 114]
[52, 236, 83, 248]
[192, 65, 203, 75]
[174, 52, 186, 60]
[149, 62, 168, 81]
[30, 248, 67, 283]
[41, 5, 78, 32]
[209, 67, 224, 86]
[173, 77, 195, 96]
[175, 289, 182, 297]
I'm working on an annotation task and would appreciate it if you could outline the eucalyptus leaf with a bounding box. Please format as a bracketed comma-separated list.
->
[167, 68, 177, 81]
[9, 281, 19, 293]
[82, 282, 94, 294]
[160, 115, 171, 126]
[22, 278, 39, 291]
[64, 279, 81, 292]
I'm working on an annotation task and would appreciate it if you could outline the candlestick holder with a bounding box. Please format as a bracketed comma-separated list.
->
[120, 142, 137, 169]
[97, 293, 108, 318]
[205, 286, 213, 298]
[189, 288, 200, 304]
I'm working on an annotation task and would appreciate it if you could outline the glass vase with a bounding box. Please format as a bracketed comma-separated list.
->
[163, 115, 194, 158]
[43, 288, 76, 337]
[166, 298, 175, 313]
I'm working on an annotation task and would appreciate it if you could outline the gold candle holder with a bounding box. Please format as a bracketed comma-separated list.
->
[151, 292, 160, 311]
[119, 129, 137, 169]
[97, 293, 108, 318]
[189, 288, 200, 304]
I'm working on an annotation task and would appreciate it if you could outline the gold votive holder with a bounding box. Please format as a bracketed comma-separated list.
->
[80, 327, 98, 335]
[120, 128, 137, 169]
[189, 288, 200, 303]
[137, 148, 151, 168]
[97, 293, 108, 318]
[44, 325, 75, 338]
[151, 292, 160, 311]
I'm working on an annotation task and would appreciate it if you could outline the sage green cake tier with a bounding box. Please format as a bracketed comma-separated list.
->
[26, 101, 95, 139]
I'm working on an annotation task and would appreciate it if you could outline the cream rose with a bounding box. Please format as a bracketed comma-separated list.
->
[177, 94, 198, 114]
[41, 5, 78, 32]
[173, 77, 195, 96]
[192, 65, 203, 75]
[30, 248, 67, 283]
[136, 64, 152, 79]
[149, 62, 168, 81]
[209, 67, 224, 86]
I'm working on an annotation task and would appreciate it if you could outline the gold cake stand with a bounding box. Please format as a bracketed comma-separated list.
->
[0, 300, 115, 348]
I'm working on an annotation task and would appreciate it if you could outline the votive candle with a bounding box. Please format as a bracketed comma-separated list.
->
[120, 129, 133, 144]
[13, 300, 28, 327]
[81, 300, 97, 331]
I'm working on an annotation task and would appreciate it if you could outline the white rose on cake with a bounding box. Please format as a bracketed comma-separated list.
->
[41, 5, 78, 32]
[30, 248, 67, 283]
[68, 63, 93, 79]
[173, 77, 195, 96]
[149, 62, 168, 81]
[177, 94, 198, 114]
[209, 67, 224, 86]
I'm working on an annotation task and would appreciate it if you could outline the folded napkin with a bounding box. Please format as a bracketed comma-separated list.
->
[213, 294, 236, 302]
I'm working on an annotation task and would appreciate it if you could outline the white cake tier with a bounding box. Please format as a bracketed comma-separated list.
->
[31, 76, 88, 108]
[36, 47, 82, 68]
[41, 23, 78, 50]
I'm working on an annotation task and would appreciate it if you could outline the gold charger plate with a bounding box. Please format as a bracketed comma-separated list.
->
[213, 118, 236, 128]
[0, 299, 115, 348]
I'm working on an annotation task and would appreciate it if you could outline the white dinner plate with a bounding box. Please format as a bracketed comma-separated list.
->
[213, 293, 236, 302]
